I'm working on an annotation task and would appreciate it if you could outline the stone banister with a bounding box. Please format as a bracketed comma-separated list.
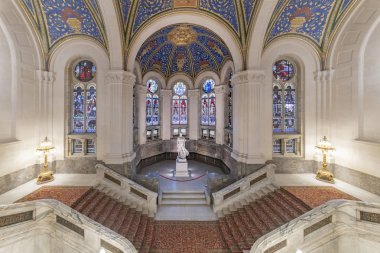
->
[0, 200, 137, 253]
[96, 164, 158, 216]
[212, 164, 276, 213]
[251, 200, 380, 253]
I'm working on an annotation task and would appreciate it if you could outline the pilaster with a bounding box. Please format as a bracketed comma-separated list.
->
[188, 89, 200, 140]
[231, 70, 267, 164]
[214, 85, 227, 145]
[160, 89, 172, 140]
[103, 70, 136, 164]
[136, 84, 147, 145]
[36, 70, 55, 141]
[315, 70, 335, 139]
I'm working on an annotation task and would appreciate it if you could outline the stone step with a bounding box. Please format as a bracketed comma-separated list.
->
[161, 198, 208, 205]
[162, 193, 206, 199]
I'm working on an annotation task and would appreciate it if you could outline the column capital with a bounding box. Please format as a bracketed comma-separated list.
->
[188, 89, 200, 97]
[36, 70, 55, 84]
[214, 85, 227, 95]
[105, 70, 135, 86]
[314, 69, 335, 83]
[135, 84, 146, 94]
[231, 70, 265, 87]
[160, 89, 172, 98]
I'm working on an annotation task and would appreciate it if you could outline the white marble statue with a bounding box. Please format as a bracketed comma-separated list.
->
[177, 133, 189, 160]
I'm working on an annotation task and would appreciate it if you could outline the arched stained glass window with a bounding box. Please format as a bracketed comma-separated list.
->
[71, 60, 97, 134]
[201, 79, 216, 126]
[69, 60, 97, 156]
[172, 82, 188, 125]
[146, 79, 159, 126]
[227, 71, 233, 129]
[272, 59, 298, 155]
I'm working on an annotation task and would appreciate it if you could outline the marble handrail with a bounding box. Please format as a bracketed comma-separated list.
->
[95, 164, 158, 216]
[0, 200, 137, 253]
[212, 164, 276, 213]
[250, 200, 380, 253]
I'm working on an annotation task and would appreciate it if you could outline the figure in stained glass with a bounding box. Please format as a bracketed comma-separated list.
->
[172, 82, 188, 125]
[86, 85, 96, 133]
[74, 60, 96, 82]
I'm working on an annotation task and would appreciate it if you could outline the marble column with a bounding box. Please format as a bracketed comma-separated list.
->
[36, 70, 55, 142]
[215, 85, 226, 145]
[161, 89, 172, 140]
[315, 70, 335, 139]
[103, 71, 136, 164]
[231, 70, 268, 164]
[136, 84, 146, 145]
[188, 89, 200, 140]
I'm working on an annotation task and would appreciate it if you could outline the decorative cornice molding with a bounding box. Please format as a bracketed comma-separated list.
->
[106, 71, 136, 86]
[231, 70, 266, 87]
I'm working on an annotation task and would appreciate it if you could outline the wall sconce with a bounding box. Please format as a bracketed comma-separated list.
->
[315, 136, 335, 183]
[36, 136, 55, 184]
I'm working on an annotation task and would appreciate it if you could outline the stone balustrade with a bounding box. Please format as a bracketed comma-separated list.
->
[212, 164, 276, 213]
[251, 200, 380, 253]
[96, 164, 158, 216]
[0, 200, 137, 253]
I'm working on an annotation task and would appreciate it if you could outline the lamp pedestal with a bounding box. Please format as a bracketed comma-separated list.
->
[316, 150, 334, 183]
[37, 151, 54, 184]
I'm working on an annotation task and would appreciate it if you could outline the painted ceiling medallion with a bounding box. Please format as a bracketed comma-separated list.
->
[168, 25, 198, 46]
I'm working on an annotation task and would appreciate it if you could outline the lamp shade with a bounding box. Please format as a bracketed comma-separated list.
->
[315, 136, 335, 151]
[36, 136, 54, 152]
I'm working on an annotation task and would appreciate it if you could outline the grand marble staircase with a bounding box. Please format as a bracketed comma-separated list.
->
[216, 187, 312, 252]
[71, 187, 155, 252]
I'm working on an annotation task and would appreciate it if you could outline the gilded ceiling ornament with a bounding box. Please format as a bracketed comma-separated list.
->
[168, 25, 198, 46]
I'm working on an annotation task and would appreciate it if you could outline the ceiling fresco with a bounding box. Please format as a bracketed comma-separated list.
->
[17, 0, 359, 69]
[19, 0, 107, 56]
[265, 0, 358, 53]
[115, 0, 259, 46]
[136, 24, 232, 80]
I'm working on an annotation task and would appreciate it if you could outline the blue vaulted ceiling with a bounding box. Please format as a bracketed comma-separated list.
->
[265, 0, 358, 52]
[136, 24, 232, 80]
[19, 0, 107, 55]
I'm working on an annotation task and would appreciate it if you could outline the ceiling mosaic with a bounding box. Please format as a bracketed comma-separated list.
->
[115, 0, 259, 46]
[19, 0, 107, 55]
[136, 24, 232, 80]
[265, 0, 357, 53]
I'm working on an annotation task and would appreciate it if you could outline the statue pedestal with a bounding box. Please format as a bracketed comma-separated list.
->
[175, 158, 189, 178]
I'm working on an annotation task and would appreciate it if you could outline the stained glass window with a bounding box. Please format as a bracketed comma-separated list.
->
[201, 79, 216, 126]
[272, 59, 298, 154]
[172, 82, 188, 125]
[71, 60, 97, 134]
[72, 84, 85, 133]
[74, 60, 96, 82]
[227, 71, 233, 129]
[273, 60, 295, 82]
[146, 79, 159, 126]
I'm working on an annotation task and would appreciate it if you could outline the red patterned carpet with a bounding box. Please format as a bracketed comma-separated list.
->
[282, 186, 359, 208]
[16, 186, 360, 253]
[16, 186, 91, 206]
[151, 221, 229, 253]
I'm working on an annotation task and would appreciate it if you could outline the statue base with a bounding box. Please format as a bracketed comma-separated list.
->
[175, 158, 189, 178]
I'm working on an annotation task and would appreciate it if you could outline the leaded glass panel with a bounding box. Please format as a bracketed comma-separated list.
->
[180, 95, 187, 124]
[74, 60, 96, 82]
[146, 94, 152, 126]
[273, 60, 295, 81]
[73, 85, 85, 133]
[172, 95, 180, 125]
[147, 79, 158, 93]
[227, 72, 233, 129]
[174, 82, 186, 96]
[203, 79, 215, 93]
[209, 93, 216, 126]
[86, 85, 96, 133]
[286, 139, 296, 154]
[152, 94, 159, 126]
[201, 94, 209, 125]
